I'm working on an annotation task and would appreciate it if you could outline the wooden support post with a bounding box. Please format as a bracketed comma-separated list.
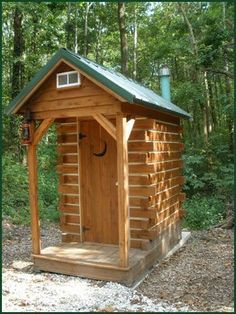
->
[27, 118, 54, 255]
[116, 113, 130, 268]
[28, 123, 40, 255]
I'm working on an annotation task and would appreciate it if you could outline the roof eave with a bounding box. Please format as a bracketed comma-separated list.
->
[133, 97, 192, 120]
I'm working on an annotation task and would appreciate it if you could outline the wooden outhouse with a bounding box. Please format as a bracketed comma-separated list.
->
[6, 48, 191, 285]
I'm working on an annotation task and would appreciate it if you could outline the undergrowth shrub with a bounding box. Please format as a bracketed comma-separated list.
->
[37, 133, 60, 223]
[182, 194, 225, 230]
[2, 154, 30, 225]
[182, 141, 233, 230]
[183, 149, 233, 200]
[3, 132, 60, 225]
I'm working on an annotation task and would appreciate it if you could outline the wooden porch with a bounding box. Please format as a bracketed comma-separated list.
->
[33, 221, 181, 286]
[33, 243, 145, 284]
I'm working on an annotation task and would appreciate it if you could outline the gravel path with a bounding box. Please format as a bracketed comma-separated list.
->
[2, 219, 234, 312]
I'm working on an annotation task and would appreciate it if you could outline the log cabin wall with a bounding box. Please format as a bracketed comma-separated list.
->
[56, 117, 81, 242]
[56, 114, 185, 249]
[128, 116, 185, 250]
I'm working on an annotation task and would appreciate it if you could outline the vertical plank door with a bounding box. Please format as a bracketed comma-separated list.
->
[80, 120, 119, 244]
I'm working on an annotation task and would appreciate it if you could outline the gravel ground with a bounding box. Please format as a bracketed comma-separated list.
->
[2, 219, 234, 312]
[138, 228, 234, 312]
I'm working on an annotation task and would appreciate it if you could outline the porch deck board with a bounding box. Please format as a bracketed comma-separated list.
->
[39, 242, 145, 267]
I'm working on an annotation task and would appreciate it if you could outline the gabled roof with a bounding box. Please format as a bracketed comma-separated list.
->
[5, 48, 191, 119]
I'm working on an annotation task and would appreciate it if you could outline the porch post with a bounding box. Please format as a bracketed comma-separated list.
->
[116, 113, 130, 268]
[28, 123, 41, 255]
[27, 118, 54, 255]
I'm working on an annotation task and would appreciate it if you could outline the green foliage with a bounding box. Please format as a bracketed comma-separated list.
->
[37, 127, 60, 223]
[182, 140, 233, 230]
[183, 145, 233, 200]
[182, 195, 225, 230]
[2, 128, 60, 225]
[2, 154, 30, 225]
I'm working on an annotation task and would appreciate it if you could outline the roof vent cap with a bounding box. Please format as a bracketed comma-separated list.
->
[159, 65, 170, 77]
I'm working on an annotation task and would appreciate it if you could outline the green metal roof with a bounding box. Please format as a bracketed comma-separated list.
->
[5, 48, 191, 119]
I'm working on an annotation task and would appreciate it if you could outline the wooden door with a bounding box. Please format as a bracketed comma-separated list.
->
[80, 120, 119, 244]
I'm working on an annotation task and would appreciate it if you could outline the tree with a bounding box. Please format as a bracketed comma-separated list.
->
[118, 2, 129, 76]
[133, 4, 137, 79]
[84, 2, 93, 57]
[12, 5, 24, 98]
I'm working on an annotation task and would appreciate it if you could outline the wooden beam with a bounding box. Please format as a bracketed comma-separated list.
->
[116, 113, 130, 268]
[28, 124, 40, 255]
[33, 118, 54, 145]
[121, 103, 181, 125]
[126, 118, 135, 141]
[31, 104, 121, 120]
[93, 113, 117, 141]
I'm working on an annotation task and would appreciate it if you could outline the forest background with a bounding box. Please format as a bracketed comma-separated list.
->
[2, 1, 234, 230]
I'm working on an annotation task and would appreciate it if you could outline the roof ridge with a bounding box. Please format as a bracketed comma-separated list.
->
[65, 48, 148, 88]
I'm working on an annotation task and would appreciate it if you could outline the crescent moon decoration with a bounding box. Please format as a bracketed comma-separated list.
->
[93, 141, 107, 157]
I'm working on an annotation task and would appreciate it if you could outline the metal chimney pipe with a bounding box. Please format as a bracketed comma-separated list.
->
[159, 65, 171, 101]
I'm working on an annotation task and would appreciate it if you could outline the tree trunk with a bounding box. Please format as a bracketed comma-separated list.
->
[118, 2, 129, 76]
[32, 15, 37, 56]
[199, 98, 209, 144]
[12, 5, 24, 98]
[222, 2, 233, 154]
[95, 23, 102, 63]
[66, 3, 73, 51]
[208, 74, 217, 129]
[133, 5, 137, 79]
[74, 3, 78, 53]
[178, 3, 198, 57]
[224, 71, 233, 154]
[10, 5, 25, 162]
[204, 71, 212, 134]
[84, 2, 93, 57]
[178, 4, 213, 145]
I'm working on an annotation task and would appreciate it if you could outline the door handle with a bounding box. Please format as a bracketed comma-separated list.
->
[79, 133, 87, 140]
[82, 226, 90, 232]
